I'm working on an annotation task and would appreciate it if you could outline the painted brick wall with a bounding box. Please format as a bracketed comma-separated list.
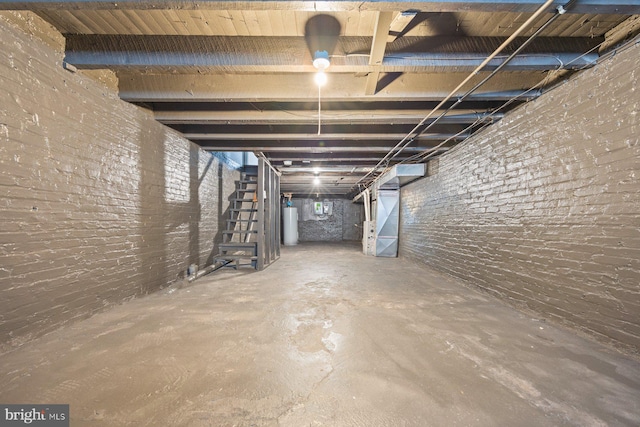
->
[291, 198, 363, 242]
[342, 199, 364, 241]
[399, 41, 640, 354]
[0, 15, 239, 349]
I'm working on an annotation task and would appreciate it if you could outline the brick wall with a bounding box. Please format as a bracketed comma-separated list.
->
[399, 41, 640, 354]
[291, 198, 363, 242]
[342, 199, 364, 241]
[0, 14, 240, 350]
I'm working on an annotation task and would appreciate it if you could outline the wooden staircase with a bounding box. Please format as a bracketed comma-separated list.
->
[214, 171, 259, 269]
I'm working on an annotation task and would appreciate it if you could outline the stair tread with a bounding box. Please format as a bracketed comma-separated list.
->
[215, 255, 258, 260]
[214, 255, 258, 268]
[218, 173, 260, 270]
[219, 249, 257, 254]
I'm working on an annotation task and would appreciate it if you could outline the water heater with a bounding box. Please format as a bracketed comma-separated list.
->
[283, 207, 298, 246]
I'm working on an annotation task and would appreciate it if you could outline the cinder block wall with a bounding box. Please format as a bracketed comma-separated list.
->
[399, 41, 640, 354]
[0, 15, 239, 349]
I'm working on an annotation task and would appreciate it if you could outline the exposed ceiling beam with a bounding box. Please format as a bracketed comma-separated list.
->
[154, 111, 503, 125]
[173, 120, 469, 128]
[266, 152, 448, 162]
[284, 182, 364, 187]
[185, 132, 468, 141]
[365, 11, 393, 95]
[281, 187, 363, 194]
[388, 10, 418, 42]
[281, 166, 382, 173]
[199, 144, 450, 152]
[283, 175, 364, 182]
[280, 190, 357, 198]
[284, 194, 355, 198]
[601, 15, 640, 52]
[173, 123, 470, 135]
[119, 73, 545, 102]
[1, 1, 638, 14]
[282, 186, 362, 192]
[282, 176, 374, 184]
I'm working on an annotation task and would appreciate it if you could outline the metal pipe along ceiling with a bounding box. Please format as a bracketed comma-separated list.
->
[352, 0, 561, 195]
[399, 0, 579, 166]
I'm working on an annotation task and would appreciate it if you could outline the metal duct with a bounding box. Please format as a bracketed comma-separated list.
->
[372, 164, 426, 257]
[375, 189, 400, 257]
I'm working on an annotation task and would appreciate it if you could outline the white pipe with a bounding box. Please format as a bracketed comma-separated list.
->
[363, 189, 371, 222]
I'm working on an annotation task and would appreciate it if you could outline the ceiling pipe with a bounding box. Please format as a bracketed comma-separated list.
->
[401, 0, 578, 165]
[352, 0, 573, 198]
[363, 189, 371, 221]
[353, 0, 557, 193]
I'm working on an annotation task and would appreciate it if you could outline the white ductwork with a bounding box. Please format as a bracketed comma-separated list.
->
[356, 164, 426, 257]
[374, 163, 426, 194]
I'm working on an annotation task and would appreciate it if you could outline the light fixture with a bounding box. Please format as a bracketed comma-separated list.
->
[314, 71, 327, 87]
[313, 167, 320, 186]
[313, 50, 330, 87]
[313, 50, 330, 71]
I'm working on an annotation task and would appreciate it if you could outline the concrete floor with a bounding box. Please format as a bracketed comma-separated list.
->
[1, 243, 639, 426]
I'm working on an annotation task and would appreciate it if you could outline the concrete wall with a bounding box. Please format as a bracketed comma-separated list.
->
[0, 14, 240, 349]
[290, 198, 363, 242]
[399, 41, 640, 354]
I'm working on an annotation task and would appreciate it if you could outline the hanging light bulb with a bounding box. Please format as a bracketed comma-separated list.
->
[313, 50, 330, 87]
[314, 71, 327, 87]
[313, 176, 321, 186]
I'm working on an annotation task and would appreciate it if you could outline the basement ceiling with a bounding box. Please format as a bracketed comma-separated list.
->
[3, 1, 639, 198]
